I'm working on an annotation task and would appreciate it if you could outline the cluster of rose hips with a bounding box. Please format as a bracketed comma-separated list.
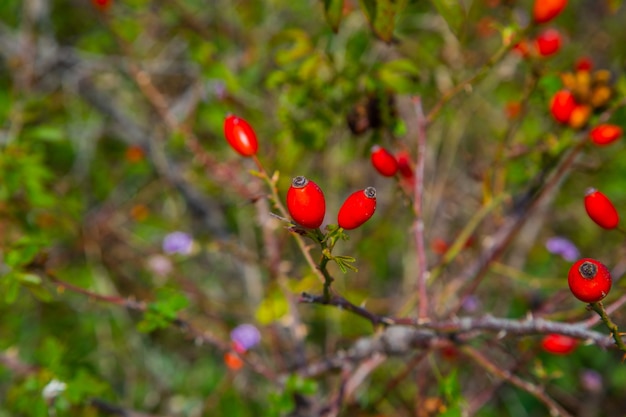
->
[513, 0, 568, 59]
[286, 176, 377, 231]
[550, 67, 616, 131]
[223, 114, 377, 231]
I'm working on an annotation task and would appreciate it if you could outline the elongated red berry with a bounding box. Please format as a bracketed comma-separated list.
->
[223, 115, 258, 157]
[584, 188, 619, 230]
[541, 334, 577, 355]
[589, 124, 623, 146]
[533, 0, 568, 24]
[568, 258, 612, 303]
[535, 28, 562, 57]
[550, 90, 577, 124]
[371, 146, 398, 177]
[286, 176, 326, 229]
[337, 187, 376, 230]
[395, 151, 414, 180]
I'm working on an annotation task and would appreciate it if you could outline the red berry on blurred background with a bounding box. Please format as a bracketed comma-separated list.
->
[223, 115, 259, 157]
[549, 90, 577, 124]
[533, 0, 568, 24]
[535, 29, 562, 56]
[568, 258, 612, 303]
[371, 145, 398, 177]
[505, 101, 522, 119]
[584, 188, 619, 230]
[541, 334, 577, 355]
[575, 56, 594, 72]
[338, 187, 377, 230]
[286, 176, 326, 229]
[92, 0, 112, 11]
[589, 124, 623, 146]
[395, 151, 415, 180]
[224, 351, 244, 371]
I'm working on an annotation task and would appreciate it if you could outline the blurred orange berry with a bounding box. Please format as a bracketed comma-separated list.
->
[505, 101, 522, 119]
[130, 204, 149, 222]
[224, 351, 244, 371]
[125, 145, 145, 163]
[567, 104, 591, 129]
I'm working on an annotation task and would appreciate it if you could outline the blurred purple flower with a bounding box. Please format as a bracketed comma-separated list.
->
[162, 231, 193, 255]
[230, 324, 261, 353]
[545, 237, 580, 261]
[461, 295, 481, 313]
[580, 369, 603, 393]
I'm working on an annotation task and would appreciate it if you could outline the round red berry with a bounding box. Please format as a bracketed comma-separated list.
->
[589, 124, 623, 146]
[371, 145, 398, 177]
[541, 334, 577, 355]
[286, 176, 326, 229]
[568, 258, 612, 303]
[535, 28, 562, 57]
[337, 187, 377, 230]
[584, 188, 619, 230]
[575, 56, 593, 72]
[223, 115, 259, 157]
[533, 0, 568, 24]
[550, 90, 577, 124]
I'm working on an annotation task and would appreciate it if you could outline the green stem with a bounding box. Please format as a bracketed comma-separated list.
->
[318, 228, 335, 302]
[589, 302, 626, 352]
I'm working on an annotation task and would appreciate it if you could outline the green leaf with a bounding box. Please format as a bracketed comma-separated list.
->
[138, 288, 189, 332]
[378, 59, 420, 94]
[322, 0, 344, 33]
[17, 273, 42, 285]
[333, 255, 358, 273]
[359, 0, 408, 43]
[65, 369, 108, 403]
[2, 273, 21, 304]
[431, 0, 467, 38]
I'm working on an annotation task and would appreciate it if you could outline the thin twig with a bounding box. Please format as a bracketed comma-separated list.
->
[461, 346, 574, 417]
[412, 97, 429, 320]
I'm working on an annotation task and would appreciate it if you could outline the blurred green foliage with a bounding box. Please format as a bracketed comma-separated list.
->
[0, 0, 626, 416]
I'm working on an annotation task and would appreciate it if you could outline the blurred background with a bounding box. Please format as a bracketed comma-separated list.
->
[1, 0, 626, 415]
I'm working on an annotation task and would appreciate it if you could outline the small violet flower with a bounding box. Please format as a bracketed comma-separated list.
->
[580, 369, 603, 393]
[230, 324, 261, 353]
[545, 236, 580, 262]
[162, 231, 193, 255]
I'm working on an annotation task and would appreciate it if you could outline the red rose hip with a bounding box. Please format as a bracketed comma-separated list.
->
[337, 187, 377, 230]
[541, 334, 577, 355]
[535, 28, 562, 57]
[589, 124, 623, 146]
[568, 258, 612, 303]
[370, 145, 398, 177]
[550, 90, 577, 124]
[533, 0, 568, 24]
[584, 188, 619, 229]
[286, 176, 326, 229]
[223, 115, 259, 157]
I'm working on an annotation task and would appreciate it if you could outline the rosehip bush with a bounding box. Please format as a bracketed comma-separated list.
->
[2, 1, 626, 417]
